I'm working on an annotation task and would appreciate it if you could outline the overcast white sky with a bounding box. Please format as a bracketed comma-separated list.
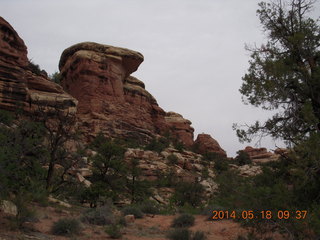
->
[1, 0, 302, 156]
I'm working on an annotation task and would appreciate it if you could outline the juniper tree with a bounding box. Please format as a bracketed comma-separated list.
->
[234, 0, 320, 144]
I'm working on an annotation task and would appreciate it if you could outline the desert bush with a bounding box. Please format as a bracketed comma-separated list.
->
[202, 152, 229, 173]
[192, 231, 207, 240]
[105, 224, 122, 239]
[171, 213, 195, 228]
[167, 154, 179, 165]
[122, 205, 143, 218]
[139, 200, 160, 214]
[234, 150, 251, 166]
[145, 137, 170, 153]
[0, 109, 14, 125]
[51, 218, 81, 236]
[167, 228, 191, 240]
[81, 205, 115, 225]
[172, 182, 205, 207]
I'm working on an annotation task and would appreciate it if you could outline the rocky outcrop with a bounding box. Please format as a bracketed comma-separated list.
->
[243, 146, 280, 163]
[124, 147, 217, 200]
[0, 17, 77, 114]
[194, 133, 227, 157]
[164, 112, 194, 147]
[229, 164, 262, 177]
[59, 42, 168, 143]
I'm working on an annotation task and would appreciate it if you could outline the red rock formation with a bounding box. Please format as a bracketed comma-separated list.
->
[0, 17, 77, 114]
[164, 112, 194, 147]
[59, 42, 168, 142]
[194, 133, 227, 157]
[243, 146, 281, 163]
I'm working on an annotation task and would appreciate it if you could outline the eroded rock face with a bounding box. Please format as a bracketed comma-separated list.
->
[243, 146, 280, 163]
[59, 42, 168, 143]
[194, 133, 227, 157]
[165, 112, 194, 147]
[0, 17, 77, 114]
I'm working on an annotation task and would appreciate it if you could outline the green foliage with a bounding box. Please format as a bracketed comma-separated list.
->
[171, 213, 195, 228]
[0, 115, 48, 217]
[167, 228, 191, 240]
[122, 205, 144, 218]
[145, 137, 170, 153]
[0, 109, 14, 125]
[28, 60, 43, 75]
[139, 200, 160, 214]
[81, 205, 115, 226]
[173, 140, 185, 152]
[49, 71, 61, 84]
[203, 152, 229, 173]
[234, 150, 252, 166]
[172, 182, 205, 207]
[51, 218, 81, 236]
[235, 0, 320, 143]
[167, 154, 179, 165]
[105, 224, 122, 239]
[90, 135, 127, 201]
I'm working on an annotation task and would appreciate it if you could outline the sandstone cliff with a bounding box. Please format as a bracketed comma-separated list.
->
[0, 17, 77, 114]
[0, 16, 227, 157]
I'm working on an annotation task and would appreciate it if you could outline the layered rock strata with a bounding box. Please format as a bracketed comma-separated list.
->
[59, 42, 194, 144]
[165, 111, 194, 147]
[243, 146, 282, 163]
[0, 17, 77, 114]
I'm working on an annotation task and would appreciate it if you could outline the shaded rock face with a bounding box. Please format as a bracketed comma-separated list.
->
[0, 17, 77, 114]
[243, 146, 280, 163]
[194, 133, 227, 157]
[165, 111, 194, 147]
[59, 42, 169, 142]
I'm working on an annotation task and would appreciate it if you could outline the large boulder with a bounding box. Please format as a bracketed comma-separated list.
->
[194, 133, 227, 157]
[0, 17, 77, 114]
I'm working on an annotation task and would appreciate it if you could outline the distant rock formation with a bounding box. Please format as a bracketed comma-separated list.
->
[243, 146, 283, 163]
[194, 133, 227, 157]
[165, 112, 194, 147]
[0, 17, 77, 114]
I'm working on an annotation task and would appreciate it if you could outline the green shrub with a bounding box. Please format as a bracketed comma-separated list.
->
[81, 205, 115, 226]
[167, 228, 191, 240]
[235, 150, 252, 166]
[192, 231, 207, 240]
[139, 200, 160, 214]
[145, 137, 170, 153]
[172, 182, 205, 207]
[51, 218, 81, 236]
[105, 224, 122, 239]
[0, 110, 14, 125]
[171, 213, 195, 228]
[167, 154, 179, 165]
[202, 152, 229, 173]
[122, 205, 143, 218]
